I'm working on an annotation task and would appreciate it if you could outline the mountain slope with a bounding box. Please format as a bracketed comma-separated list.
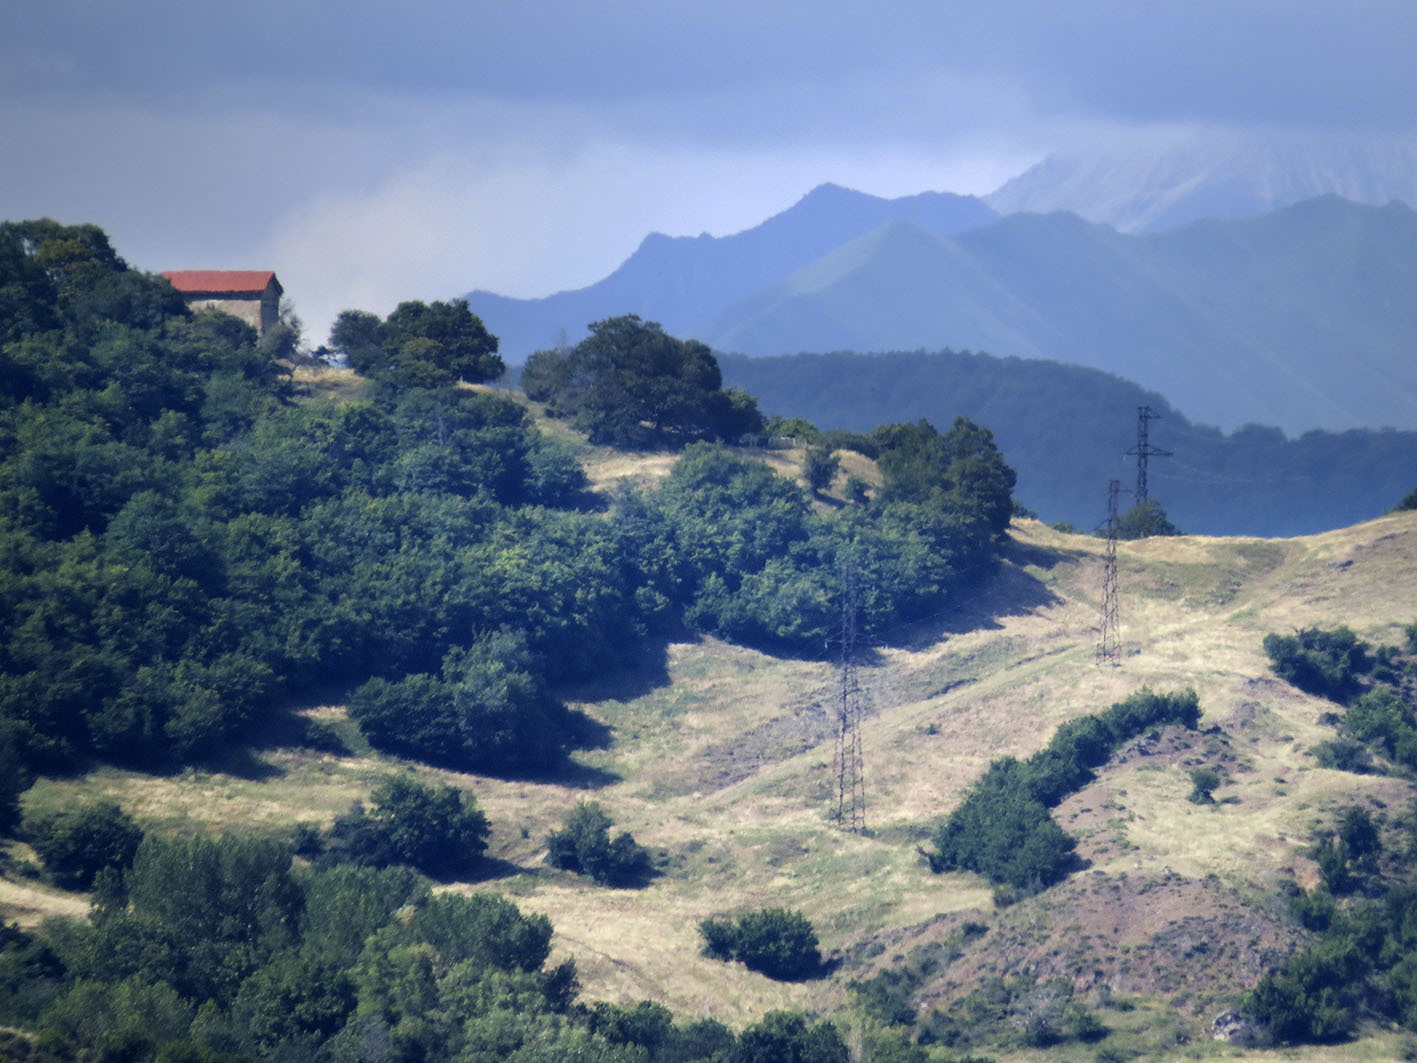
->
[720, 348, 1417, 537]
[22, 501, 1417, 1053]
[985, 129, 1417, 232]
[462, 184, 996, 360]
[696, 197, 1417, 434]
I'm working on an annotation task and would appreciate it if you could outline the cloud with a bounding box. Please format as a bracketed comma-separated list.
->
[8, 0, 1417, 345]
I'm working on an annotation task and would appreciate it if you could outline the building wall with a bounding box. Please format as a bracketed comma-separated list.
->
[185, 295, 266, 334]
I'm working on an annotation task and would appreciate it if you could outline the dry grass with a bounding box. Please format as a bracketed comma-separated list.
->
[7, 461, 1417, 1049]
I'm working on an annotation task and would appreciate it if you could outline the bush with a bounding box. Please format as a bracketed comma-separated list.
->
[545, 802, 652, 887]
[1114, 498, 1179, 539]
[1263, 627, 1370, 703]
[1189, 768, 1221, 804]
[925, 689, 1200, 891]
[323, 774, 489, 878]
[731, 1011, 846, 1062]
[1245, 939, 1365, 1044]
[347, 632, 575, 775]
[802, 447, 839, 495]
[26, 802, 143, 890]
[699, 908, 821, 981]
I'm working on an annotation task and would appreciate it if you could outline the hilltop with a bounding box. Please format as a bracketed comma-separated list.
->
[10, 396, 1417, 1055]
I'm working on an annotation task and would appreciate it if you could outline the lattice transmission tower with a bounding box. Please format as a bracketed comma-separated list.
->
[1097, 479, 1122, 667]
[831, 564, 866, 832]
[1125, 405, 1172, 503]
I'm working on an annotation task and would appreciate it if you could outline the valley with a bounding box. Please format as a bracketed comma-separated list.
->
[10, 422, 1416, 1057]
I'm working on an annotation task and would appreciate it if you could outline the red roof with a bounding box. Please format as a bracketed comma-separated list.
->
[162, 270, 280, 295]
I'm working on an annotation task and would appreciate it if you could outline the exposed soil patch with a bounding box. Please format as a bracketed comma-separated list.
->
[913, 870, 1303, 1017]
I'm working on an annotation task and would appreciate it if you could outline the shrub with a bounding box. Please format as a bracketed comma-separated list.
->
[732, 1011, 846, 1062]
[323, 774, 489, 878]
[1313, 738, 1376, 774]
[26, 802, 143, 890]
[1245, 939, 1365, 1044]
[1263, 627, 1370, 703]
[545, 802, 652, 887]
[925, 689, 1200, 891]
[1115, 498, 1179, 539]
[1189, 768, 1221, 804]
[699, 908, 821, 981]
[802, 447, 840, 495]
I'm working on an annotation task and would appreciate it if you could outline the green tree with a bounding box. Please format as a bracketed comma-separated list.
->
[730, 909, 822, 981]
[802, 447, 840, 496]
[545, 802, 652, 887]
[1245, 939, 1365, 1043]
[25, 802, 143, 891]
[523, 315, 762, 446]
[730, 1011, 847, 1063]
[1115, 498, 1179, 539]
[330, 298, 503, 389]
[326, 774, 491, 879]
[1189, 768, 1221, 804]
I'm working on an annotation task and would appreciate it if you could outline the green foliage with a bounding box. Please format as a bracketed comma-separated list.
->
[25, 802, 142, 891]
[8, 822, 650, 1061]
[330, 298, 503, 389]
[320, 774, 489, 879]
[872, 417, 1017, 539]
[762, 416, 821, 445]
[802, 446, 839, 495]
[918, 974, 1100, 1052]
[698, 908, 821, 981]
[653, 437, 1012, 652]
[1114, 498, 1179, 539]
[925, 690, 1200, 892]
[523, 315, 763, 447]
[0, 739, 31, 837]
[347, 632, 578, 775]
[545, 802, 652, 887]
[1268, 623, 1417, 774]
[729, 1010, 847, 1063]
[1263, 626, 1371, 702]
[1394, 485, 1417, 512]
[1246, 939, 1365, 1043]
[1188, 768, 1221, 804]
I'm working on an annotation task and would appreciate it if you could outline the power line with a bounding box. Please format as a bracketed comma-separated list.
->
[1125, 405, 1172, 502]
[1097, 479, 1121, 667]
[831, 563, 866, 833]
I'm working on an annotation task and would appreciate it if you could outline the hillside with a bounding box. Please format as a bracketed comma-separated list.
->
[462, 183, 996, 360]
[719, 349, 1417, 538]
[12, 424, 1417, 1057]
[693, 197, 1417, 435]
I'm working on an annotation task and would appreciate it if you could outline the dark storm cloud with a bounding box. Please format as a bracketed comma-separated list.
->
[9, 1, 1417, 134]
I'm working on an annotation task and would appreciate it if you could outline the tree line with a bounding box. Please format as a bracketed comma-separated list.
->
[0, 224, 1018, 784]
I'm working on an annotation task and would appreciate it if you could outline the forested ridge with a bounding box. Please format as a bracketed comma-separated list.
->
[0, 221, 1018, 1060]
[720, 349, 1417, 537]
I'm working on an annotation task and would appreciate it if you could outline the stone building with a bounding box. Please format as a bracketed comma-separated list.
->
[161, 270, 283, 338]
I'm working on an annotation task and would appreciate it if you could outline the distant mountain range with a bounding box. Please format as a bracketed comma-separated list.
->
[464, 183, 995, 361]
[986, 129, 1417, 232]
[468, 136, 1417, 435]
[696, 196, 1417, 434]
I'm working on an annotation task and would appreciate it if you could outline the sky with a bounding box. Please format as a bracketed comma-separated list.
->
[5, 1, 1417, 345]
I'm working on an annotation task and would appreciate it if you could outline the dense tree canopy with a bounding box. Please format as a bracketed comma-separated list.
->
[330, 298, 504, 389]
[522, 315, 763, 447]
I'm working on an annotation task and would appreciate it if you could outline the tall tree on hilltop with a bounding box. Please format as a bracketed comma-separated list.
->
[522, 315, 762, 447]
